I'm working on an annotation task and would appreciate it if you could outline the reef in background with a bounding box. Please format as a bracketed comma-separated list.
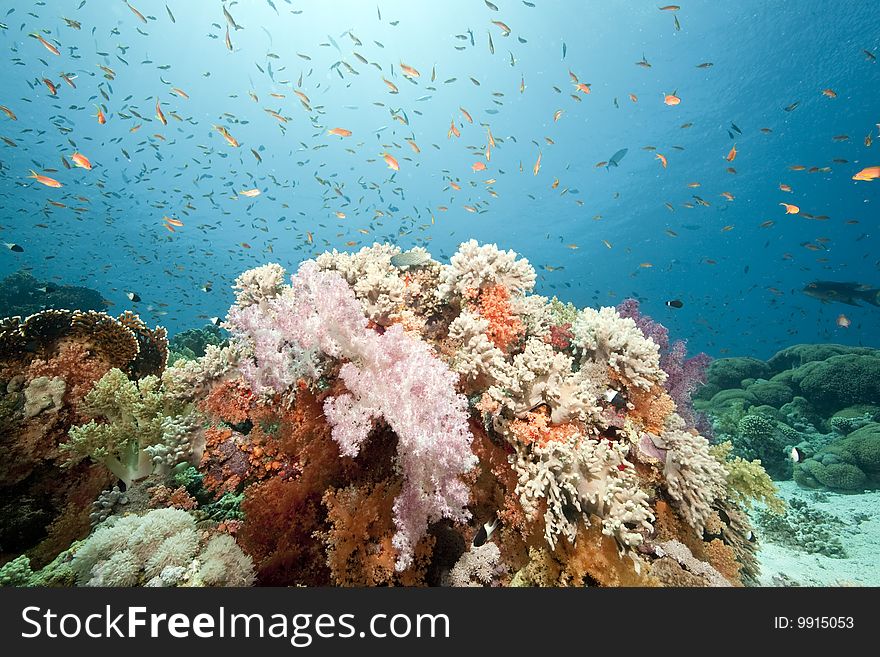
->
[695, 344, 880, 491]
[1, 242, 784, 588]
[0, 271, 109, 317]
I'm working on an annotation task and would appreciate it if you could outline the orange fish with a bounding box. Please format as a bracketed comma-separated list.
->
[28, 170, 62, 188]
[30, 33, 60, 56]
[472, 161, 487, 172]
[448, 120, 460, 138]
[663, 93, 681, 106]
[42, 78, 58, 95]
[306, 232, 313, 244]
[852, 166, 880, 181]
[95, 105, 106, 124]
[0, 105, 16, 121]
[164, 223, 176, 233]
[406, 139, 420, 153]
[383, 78, 399, 94]
[821, 88, 837, 98]
[328, 127, 352, 137]
[721, 191, 734, 201]
[575, 82, 591, 94]
[383, 152, 399, 171]
[171, 87, 189, 99]
[71, 152, 91, 170]
[656, 153, 667, 168]
[463, 205, 477, 213]
[214, 125, 240, 147]
[726, 145, 737, 161]
[164, 216, 184, 227]
[836, 314, 850, 328]
[239, 189, 261, 197]
[335, 211, 346, 219]
[450, 181, 461, 191]
[533, 151, 542, 175]
[460, 107, 473, 124]
[155, 98, 167, 126]
[780, 203, 800, 214]
[400, 63, 420, 78]
[629, 93, 638, 103]
[487, 127, 496, 147]
[61, 73, 76, 88]
[553, 109, 563, 122]
[779, 183, 792, 192]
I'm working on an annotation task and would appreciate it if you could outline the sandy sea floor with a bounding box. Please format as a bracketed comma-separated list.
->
[754, 481, 880, 587]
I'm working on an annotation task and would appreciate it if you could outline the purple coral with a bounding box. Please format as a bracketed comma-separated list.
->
[616, 299, 711, 432]
[226, 261, 476, 570]
[616, 298, 669, 351]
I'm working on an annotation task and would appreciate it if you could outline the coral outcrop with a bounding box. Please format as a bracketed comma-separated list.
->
[1, 242, 774, 587]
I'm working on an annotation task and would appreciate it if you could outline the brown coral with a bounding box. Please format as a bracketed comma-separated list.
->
[321, 480, 434, 586]
[627, 384, 676, 435]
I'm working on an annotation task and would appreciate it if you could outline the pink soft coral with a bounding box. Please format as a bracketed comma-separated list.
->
[226, 261, 476, 570]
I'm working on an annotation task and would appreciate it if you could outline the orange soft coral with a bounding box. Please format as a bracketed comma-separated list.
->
[506, 411, 581, 447]
[471, 284, 524, 351]
[321, 480, 433, 586]
[626, 384, 676, 435]
[200, 378, 255, 426]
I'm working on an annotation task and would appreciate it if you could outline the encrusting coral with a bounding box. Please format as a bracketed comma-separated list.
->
[0, 241, 773, 588]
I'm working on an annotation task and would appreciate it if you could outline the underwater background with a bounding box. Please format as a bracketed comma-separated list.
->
[1, 0, 878, 357]
[0, 1, 879, 588]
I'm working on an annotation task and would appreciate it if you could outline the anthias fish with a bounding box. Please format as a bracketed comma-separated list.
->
[803, 281, 880, 307]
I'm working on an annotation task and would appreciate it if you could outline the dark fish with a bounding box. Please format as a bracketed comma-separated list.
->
[803, 281, 880, 307]
[606, 148, 628, 169]
[666, 299, 683, 308]
[730, 122, 742, 134]
[472, 517, 499, 547]
[789, 446, 805, 463]
[5, 242, 23, 252]
[783, 101, 800, 112]
[127, 292, 141, 302]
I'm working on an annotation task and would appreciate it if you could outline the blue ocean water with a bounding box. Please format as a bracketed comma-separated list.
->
[0, 0, 878, 358]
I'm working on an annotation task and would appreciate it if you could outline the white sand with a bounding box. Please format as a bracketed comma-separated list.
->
[754, 481, 880, 586]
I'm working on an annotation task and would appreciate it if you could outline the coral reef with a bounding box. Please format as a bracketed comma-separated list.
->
[696, 343, 880, 493]
[755, 497, 846, 558]
[0, 242, 772, 587]
[0, 271, 108, 318]
[0, 309, 169, 568]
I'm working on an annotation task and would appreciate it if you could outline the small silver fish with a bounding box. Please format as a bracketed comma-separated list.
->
[390, 250, 430, 267]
